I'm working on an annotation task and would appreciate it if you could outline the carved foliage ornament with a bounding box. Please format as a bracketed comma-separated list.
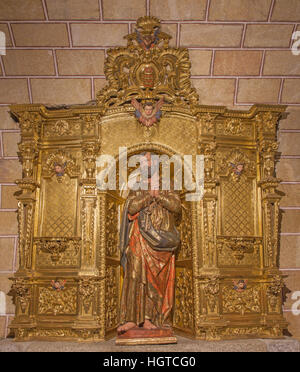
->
[96, 16, 199, 110]
[216, 118, 252, 137]
[35, 237, 81, 264]
[106, 266, 119, 329]
[204, 276, 220, 314]
[18, 111, 42, 136]
[79, 278, 97, 314]
[256, 112, 280, 135]
[198, 113, 218, 135]
[10, 279, 31, 314]
[222, 283, 261, 315]
[38, 286, 77, 315]
[217, 236, 261, 262]
[174, 269, 194, 330]
[267, 275, 284, 313]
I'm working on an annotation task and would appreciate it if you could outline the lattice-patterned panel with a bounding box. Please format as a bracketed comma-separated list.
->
[221, 177, 254, 236]
[42, 176, 78, 237]
[174, 267, 194, 332]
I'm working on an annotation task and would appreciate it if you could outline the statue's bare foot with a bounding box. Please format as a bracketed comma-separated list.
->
[117, 322, 136, 334]
[143, 319, 157, 330]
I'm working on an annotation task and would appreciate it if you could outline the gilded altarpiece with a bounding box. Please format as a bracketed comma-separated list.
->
[9, 17, 287, 341]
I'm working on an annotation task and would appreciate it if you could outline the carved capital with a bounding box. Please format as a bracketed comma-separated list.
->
[255, 112, 280, 136]
[10, 278, 31, 314]
[18, 111, 42, 138]
[18, 140, 39, 179]
[82, 142, 100, 179]
[81, 114, 100, 136]
[197, 113, 218, 135]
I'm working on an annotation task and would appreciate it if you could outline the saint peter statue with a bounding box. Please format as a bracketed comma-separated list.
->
[118, 152, 181, 333]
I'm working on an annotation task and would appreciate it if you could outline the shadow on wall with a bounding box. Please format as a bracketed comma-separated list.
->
[0, 291, 6, 314]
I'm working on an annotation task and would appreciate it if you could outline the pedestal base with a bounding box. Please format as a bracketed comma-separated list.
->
[116, 327, 177, 345]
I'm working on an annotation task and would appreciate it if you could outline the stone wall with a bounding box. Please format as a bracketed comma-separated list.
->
[0, 0, 299, 339]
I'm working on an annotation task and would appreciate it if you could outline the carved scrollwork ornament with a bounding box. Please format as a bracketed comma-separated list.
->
[54, 120, 70, 136]
[42, 150, 80, 181]
[222, 283, 261, 315]
[216, 148, 256, 180]
[174, 269, 194, 330]
[217, 236, 261, 262]
[18, 111, 43, 137]
[197, 113, 218, 135]
[105, 267, 119, 329]
[96, 16, 199, 110]
[223, 118, 243, 136]
[38, 286, 77, 316]
[81, 114, 101, 135]
[255, 112, 280, 135]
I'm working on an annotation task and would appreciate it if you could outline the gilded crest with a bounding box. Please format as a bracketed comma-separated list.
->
[96, 16, 198, 110]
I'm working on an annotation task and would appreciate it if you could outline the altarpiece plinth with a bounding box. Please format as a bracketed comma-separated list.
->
[8, 17, 287, 342]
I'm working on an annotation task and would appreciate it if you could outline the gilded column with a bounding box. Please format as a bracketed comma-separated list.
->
[74, 114, 102, 338]
[256, 112, 282, 272]
[9, 109, 42, 338]
[195, 113, 225, 340]
[79, 117, 100, 275]
[256, 110, 288, 335]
